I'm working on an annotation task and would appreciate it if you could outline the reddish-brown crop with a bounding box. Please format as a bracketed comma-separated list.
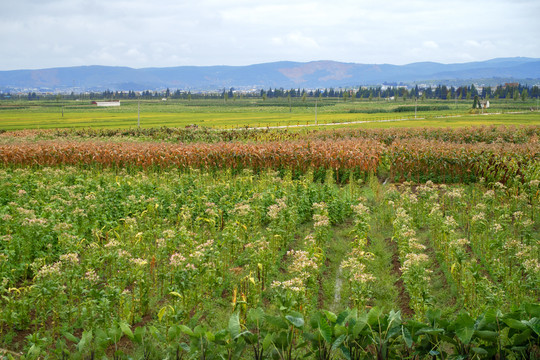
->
[0, 139, 384, 173]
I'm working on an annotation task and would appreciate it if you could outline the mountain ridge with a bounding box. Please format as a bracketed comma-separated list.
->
[1, 57, 539, 92]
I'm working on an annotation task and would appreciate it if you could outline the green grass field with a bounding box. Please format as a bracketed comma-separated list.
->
[1, 98, 539, 130]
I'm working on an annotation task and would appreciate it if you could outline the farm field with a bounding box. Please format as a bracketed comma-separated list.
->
[1, 98, 540, 130]
[0, 105, 539, 358]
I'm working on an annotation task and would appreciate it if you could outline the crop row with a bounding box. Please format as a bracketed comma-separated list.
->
[0, 139, 383, 173]
[1, 125, 539, 145]
[1, 138, 538, 184]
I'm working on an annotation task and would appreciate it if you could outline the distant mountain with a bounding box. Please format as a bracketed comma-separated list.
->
[1, 57, 539, 92]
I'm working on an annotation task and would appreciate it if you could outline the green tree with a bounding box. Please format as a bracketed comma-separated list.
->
[472, 95, 479, 109]
[514, 88, 519, 101]
[521, 88, 528, 101]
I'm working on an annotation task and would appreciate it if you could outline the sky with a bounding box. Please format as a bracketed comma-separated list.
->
[1, 0, 539, 71]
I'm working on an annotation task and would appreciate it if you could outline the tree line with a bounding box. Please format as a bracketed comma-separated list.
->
[1, 83, 539, 101]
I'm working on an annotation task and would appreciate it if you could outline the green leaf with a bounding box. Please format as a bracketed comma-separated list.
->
[64, 332, 80, 344]
[133, 327, 145, 344]
[522, 303, 540, 318]
[402, 326, 413, 348]
[323, 310, 337, 323]
[336, 310, 349, 325]
[193, 325, 206, 337]
[78, 330, 93, 353]
[340, 344, 351, 360]
[426, 308, 442, 325]
[474, 330, 498, 342]
[262, 333, 273, 350]
[367, 307, 382, 326]
[523, 318, 540, 337]
[471, 347, 489, 355]
[318, 319, 332, 344]
[502, 318, 528, 331]
[331, 334, 346, 352]
[179, 325, 194, 337]
[229, 312, 241, 339]
[120, 321, 134, 340]
[352, 319, 367, 337]
[286, 314, 305, 329]
[454, 313, 475, 345]
[247, 308, 265, 325]
[168, 325, 181, 341]
[510, 329, 532, 346]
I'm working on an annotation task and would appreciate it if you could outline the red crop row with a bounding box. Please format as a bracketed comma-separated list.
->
[0, 139, 384, 173]
[1, 138, 537, 183]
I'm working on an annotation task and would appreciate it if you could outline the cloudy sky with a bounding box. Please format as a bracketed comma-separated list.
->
[1, 0, 539, 70]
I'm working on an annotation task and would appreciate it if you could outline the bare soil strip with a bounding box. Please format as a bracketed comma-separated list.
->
[384, 237, 414, 317]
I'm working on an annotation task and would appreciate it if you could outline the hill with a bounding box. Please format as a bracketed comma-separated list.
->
[1, 57, 539, 92]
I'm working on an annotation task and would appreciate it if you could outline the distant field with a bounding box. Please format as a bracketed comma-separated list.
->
[1, 98, 539, 130]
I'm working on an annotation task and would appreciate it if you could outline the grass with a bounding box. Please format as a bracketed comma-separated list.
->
[1, 98, 539, 130]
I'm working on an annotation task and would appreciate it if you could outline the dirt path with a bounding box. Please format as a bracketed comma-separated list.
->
[384, 237, 414, 318]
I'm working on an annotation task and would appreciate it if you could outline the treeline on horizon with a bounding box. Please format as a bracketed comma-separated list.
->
[7, 83, 540, 102]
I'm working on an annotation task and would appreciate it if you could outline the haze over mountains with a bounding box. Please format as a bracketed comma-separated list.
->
[1, 57, 539, 92]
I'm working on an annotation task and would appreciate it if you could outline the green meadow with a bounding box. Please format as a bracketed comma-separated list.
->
[1, 98, 539, 130]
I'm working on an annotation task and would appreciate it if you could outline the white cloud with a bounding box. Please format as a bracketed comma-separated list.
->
[423, 41, 439, 50]
[0, 0, 538, 70]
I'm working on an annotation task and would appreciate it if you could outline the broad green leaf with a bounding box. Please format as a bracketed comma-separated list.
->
[402, 326, 413, 348]
[286, 314, 304, 329]
[522, 303, 540, 318]
[340, 344, 351, 360]
[367, 307, 382, 326]
[179, 325, 194, 337]
[474, 330, 498, 342]
[352, 319, 367, 337]
[247, 308, 265, 324]
[64, 332, 80, 344]
[331, 334, 346, 352]
[454, 313, 475, 345]
[78, 330, 93, 353]
[193, 325, 206, 337]
[133, 327, 145, 344]
[510, 329, 532, 346]
[336, 310, 349, 325]
[472, 347, 489, 355]
[168, 325, 181, 342]
[417, 327, 444, 336]
[318, 319, 332, 344]
[323, 310, 337, 323]
[523, 318, 540, 337]
[334, 324, 347, 337]
[502, 318, 527, 331]
[388, 310, 402, 328]
[120, 321, 134, 340]
[229, 312, 241, 339]
[262, 333, 273, 350]
[426, 308, 442, 325]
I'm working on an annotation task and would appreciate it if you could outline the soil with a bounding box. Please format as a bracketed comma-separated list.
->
[384, 237, 414, 317]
